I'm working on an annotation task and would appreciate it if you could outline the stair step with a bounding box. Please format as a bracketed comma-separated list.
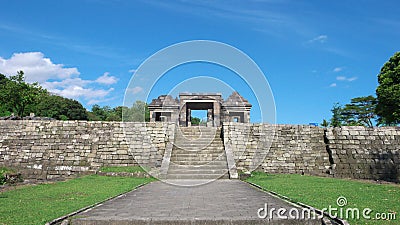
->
[168, 164, 228, 169]
[169, 161, 227, 165]
[175, 133, 220, 136]
[171, 154, 227, 159]
[173, 143, 224, 148]
[175, 138, 222, 141]
[172, 147, 225, 154]
[172, 147, 224, 151]
[173, 148, 224, 151]
[167, 127, 228, 179]
[166, 174, 229, 179]
[176, 131, 220, 134]
[170, 159, 226, 162]
[174, 142, 223, 146]
[171, 153, 225, 156]
[167, 169, 228, 174]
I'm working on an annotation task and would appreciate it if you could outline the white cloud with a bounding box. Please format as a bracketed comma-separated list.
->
[95, 72, 118, 85]
[0, 52, 79, 83]
[329, 83, 337, 87]
[333, 67, 343, 72]
[0, 52, 118, 105]
[130, 86, 143, 94]
[50, 86, 114, 99]
[336, 76, 357, 82]
[87, 97, 117, 105]
[308, 35, 328, 43]
[347, 77, 358, 82]
[43, 75, 117, 105]
[42, 78, 91, 89]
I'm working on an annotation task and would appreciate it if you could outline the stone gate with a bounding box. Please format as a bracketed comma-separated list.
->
[148, 92, 252, 126]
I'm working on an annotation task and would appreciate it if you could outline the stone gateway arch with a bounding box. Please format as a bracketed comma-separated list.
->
[148, 92, 252, 126]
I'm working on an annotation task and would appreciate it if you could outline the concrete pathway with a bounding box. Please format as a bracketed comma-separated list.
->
[72, 180, 321, 224]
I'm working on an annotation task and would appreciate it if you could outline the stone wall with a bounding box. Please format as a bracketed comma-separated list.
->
[1, 121, 399, 182]
[223, 123, 331, 176]
[0, 121, 174, 180]
[223, 123, 400, 182]
[326, 126, 400, 182]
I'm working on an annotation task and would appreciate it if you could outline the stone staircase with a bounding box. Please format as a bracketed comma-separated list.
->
[167, 126, 229, 179]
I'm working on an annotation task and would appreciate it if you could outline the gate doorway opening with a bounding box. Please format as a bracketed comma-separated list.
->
[184, 101, 215, 127]
[190, 110, 207, 126]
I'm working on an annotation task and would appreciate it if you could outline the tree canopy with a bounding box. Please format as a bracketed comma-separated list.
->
[376, 52, 400, 125]
[34, 94, 88, 120]
[328, 96, 377, 128]
[121, 101, 150, 122]
[329, 103, 343, 127]
[0, 71, 45, 117]
[341, 96, 377, 127]
[0, 71, 87, 120]
[0, 71, 153, 122]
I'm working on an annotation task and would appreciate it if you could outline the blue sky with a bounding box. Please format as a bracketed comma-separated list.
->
[0, 0, 399, 124]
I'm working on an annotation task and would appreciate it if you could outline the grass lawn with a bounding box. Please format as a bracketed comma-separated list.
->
[98, 165, 147, 173]
[0, 175, 154, 225]
[247, 172, 400, 225]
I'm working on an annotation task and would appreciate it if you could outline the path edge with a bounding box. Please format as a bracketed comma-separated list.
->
[45, 181, 151, 225]
[245, 181, 350, 225]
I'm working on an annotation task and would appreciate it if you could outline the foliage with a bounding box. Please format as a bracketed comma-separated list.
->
[0, 167, 16, 185]
[0, 175, 154, 225]
[191, 117, 201, 125]
[34, 94, 88, 120]
[0, 74, 12, 116]
[0, 71, 154, 122]
[329, 103, 343, 127]
[247, 173, 400, 225]
[376, 52, 400, 126]
[341, 95, 377, 127]
[90, 104, 113, 121]
[0, 71, 45, 117]
[321, 119, 329, 127]
[0, 72, 88, 120]
[122, 101, 150, 122]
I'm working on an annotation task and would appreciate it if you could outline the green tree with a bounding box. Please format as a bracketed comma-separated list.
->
[330, 103, 343, 127]
[105, 106, 128, 121]
[191, 117, 200, 125]
[122, 101, 149, 122]
[0, 71, 45, 117]
[341, 96, 377, 127]
[321, 119, 330, 128]
[0, 74, 12, 116]
[90, 104, 112, 121]
[32, 94, 88, 120]
[376, 52, 400, 125]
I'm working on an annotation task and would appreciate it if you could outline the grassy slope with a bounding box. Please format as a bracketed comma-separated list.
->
[247, 173, 400, 225]
[0, 175, 154, 225]
[98, 166, 146, 173]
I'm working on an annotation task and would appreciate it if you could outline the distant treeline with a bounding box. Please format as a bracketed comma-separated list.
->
[324, 52, 400, 127]
[0, 71, 149, 121]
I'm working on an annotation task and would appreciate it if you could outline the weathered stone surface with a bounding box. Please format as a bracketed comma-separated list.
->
[223, 123, 331, 176]
[0, 121, 175, 180]
[224, 123, 400, 182]
[1, 121, 399, 182]
[326, 126, 400, 182]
